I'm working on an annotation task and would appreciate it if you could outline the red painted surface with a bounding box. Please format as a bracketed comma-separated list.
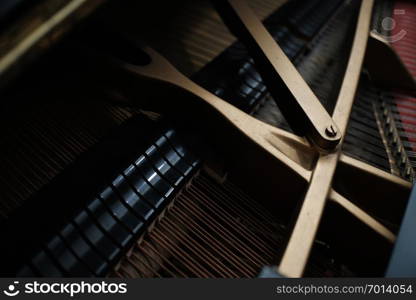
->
[392, 1, 416, 78]
[391, 1, 416, 150]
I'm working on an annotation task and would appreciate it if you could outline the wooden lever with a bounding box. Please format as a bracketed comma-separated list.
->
[213, 0, 341, 151]
[119, 45, 317, 173]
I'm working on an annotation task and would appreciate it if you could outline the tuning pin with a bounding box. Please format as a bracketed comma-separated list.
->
[400, 155, 407, 166]
[392, 135, 398, 146]
[406, 166, 412, 178]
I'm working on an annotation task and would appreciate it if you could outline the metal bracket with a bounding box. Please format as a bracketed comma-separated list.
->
[386, 183, 416, 277]
[258, 266, 285, 278]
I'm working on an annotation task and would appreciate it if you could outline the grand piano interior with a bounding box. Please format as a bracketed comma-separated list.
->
[0, 0, 415, 277]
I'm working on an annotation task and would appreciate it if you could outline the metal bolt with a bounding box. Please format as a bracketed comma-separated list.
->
[325, 125, 337, 138]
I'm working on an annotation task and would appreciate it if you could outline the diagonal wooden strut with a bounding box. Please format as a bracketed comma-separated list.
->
[0, 0, 106, 91]
[213, 0, 341, 151]
[278, 0, 375, 277]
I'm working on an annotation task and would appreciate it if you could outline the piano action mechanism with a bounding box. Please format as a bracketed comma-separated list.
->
[0, 0, 415, 277]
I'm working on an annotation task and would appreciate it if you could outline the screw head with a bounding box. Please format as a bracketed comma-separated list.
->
[325, 125, 337, 138]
